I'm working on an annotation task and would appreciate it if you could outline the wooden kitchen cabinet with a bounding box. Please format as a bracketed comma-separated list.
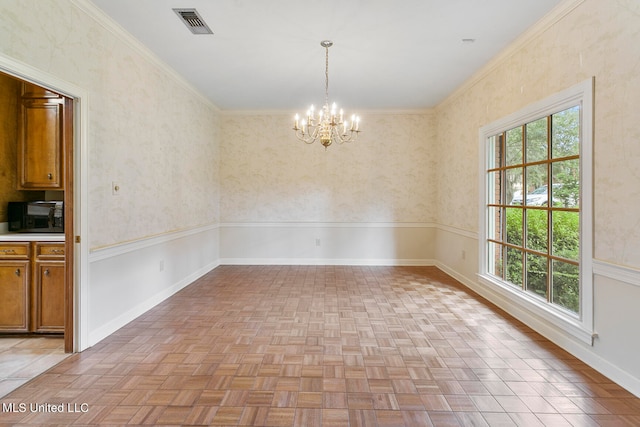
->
[0, 243, 31, 332]
[32, 263, 65, 332]
[32, 243, 65, 332]
[0, 241, 64, 333]
[17, 82, 69, 190]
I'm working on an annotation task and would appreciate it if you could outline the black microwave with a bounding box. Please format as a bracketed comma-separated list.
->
[8, 201, 64, 233]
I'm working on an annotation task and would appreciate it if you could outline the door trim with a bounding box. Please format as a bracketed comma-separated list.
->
[0, 52, 90, 352]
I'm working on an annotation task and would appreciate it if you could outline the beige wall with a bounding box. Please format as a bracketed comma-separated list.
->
[435, 0, 640, 391]
[218, 112, 438, 265]
[435, 0, 640, 268]
[0, 0, 221, 249]
[220, 112, 436, 224]
[3, 0, 640, 393]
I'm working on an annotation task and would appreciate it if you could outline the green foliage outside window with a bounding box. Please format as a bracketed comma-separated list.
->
[504, 208, 579, 313]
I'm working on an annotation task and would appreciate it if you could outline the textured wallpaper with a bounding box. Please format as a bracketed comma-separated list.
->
[0, 0, 221, 249]
[3, 0, 639, 266]
[435, 0, 640, 267]
[220, 113, 436, 224]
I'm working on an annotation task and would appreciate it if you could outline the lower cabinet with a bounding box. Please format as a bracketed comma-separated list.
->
[0, 241, 64, 333]
[0, 259, 30, 332]
[32, 262, 65, 332]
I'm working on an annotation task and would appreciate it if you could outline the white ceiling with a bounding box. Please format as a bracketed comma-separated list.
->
[90, 0, 562, 111]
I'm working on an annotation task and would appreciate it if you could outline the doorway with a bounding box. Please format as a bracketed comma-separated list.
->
[0, 58, 88, 353]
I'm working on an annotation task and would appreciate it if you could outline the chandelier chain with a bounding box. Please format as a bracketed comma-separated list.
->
[325, 44, 330, 107]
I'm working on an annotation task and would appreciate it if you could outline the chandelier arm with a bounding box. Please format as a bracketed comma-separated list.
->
[302, 124, 321, 143]
[295, 131, 318, 144]
[328, 126, 360, 145]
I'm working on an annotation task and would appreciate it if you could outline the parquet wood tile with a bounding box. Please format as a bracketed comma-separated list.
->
[1, 265, 640, 426]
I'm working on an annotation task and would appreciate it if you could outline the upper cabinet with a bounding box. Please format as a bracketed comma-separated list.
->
[17, 83, 71, 190]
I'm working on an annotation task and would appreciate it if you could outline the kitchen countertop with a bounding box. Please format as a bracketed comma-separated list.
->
[0, 233, 65, 242]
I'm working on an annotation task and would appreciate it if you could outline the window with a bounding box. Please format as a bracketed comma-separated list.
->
[479, 79, 594, 344]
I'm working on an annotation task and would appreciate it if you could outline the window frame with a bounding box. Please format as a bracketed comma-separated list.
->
[478, 78, 594, 345]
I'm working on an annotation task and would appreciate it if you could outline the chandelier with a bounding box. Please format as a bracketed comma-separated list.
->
[293, 40, 361, 149]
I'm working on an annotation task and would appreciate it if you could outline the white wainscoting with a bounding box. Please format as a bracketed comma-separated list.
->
[219, 222, 436, 266]
[85, 224, 219, 348]
[80, 220, 640, 397]
[436, 225, 640, 398]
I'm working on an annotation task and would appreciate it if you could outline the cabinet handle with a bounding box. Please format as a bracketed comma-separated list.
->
[51, 249, 64, 254]
[48, 173, 53, 180]
[15, 269, 20, 277]
[44, 269, 50, 276]
[1, 249, 16, 254]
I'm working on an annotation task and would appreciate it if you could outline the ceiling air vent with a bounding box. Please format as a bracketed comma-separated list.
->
[173, 8, 213, 35]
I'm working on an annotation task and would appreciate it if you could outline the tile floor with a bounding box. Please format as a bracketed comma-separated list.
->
[0, 336, 68, 399]
[1, 265, 639, 426]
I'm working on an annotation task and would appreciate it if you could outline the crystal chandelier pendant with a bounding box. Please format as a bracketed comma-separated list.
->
[293, 40, 361, 149]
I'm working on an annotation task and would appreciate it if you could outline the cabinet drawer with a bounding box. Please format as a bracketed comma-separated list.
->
[34, 243, 65, 259]
[0, 243, 30, 259]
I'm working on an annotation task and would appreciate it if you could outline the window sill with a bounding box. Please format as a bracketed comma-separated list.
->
[477, 273, 595, 345]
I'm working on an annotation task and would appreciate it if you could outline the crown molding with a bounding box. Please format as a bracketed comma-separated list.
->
[437, 0, 585, 109]
[218, 108, 435, 116]
[70, 0, 220, 112]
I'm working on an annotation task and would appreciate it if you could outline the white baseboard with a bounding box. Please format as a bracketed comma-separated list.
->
[436, 258, 640, 398]
[81, 220, 640, 398]
[88, 260, 219, 347]
[85, 224, 220, 349]
[220, 258, 435, 266]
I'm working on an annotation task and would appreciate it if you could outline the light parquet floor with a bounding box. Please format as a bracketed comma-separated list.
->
[1, 265, 639, 426]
